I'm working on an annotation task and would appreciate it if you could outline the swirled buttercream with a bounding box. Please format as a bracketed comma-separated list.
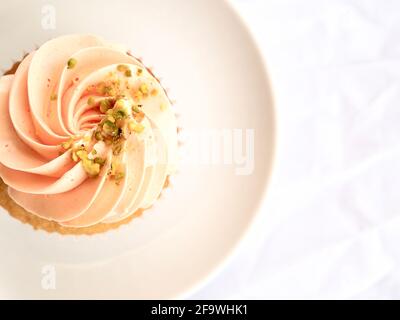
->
[0, 35, 178, 228]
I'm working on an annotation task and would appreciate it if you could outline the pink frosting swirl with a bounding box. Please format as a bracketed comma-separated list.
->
[0, 35, 178, 227]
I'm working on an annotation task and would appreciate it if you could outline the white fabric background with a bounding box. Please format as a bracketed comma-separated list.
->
[191, 0, 400, 299]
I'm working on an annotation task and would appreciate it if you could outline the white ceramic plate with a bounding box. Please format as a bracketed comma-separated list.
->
[0, 0, 275, 299]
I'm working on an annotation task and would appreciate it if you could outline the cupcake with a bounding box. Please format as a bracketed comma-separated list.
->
[0, 34, 178, 234]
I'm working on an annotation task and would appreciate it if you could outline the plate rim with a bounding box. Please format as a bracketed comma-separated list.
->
[0, 0, 278, 299]
[176, 0, 278, 299]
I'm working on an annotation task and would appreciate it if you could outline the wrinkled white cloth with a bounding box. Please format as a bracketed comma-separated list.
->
[192, 0, 400, 299]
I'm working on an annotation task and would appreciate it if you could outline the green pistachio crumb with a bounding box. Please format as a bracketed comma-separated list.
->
[71, 152, 79, 162]
[99, 99, 113, 113]
[117, 64, 129, 72]
[94, 131, 103, 141]
[115, 171, 125, 180]
[132, 105, 141, 113]
[113, 168, 125, 184]
[109, 161, 117, 176]
[67, 58, 77, 69]
[76, 150, 87, 160]
[94, 157, 106, 165]
[103, 120, 118, 136]
[124, 69, 132, 77]
[107, 115, 116, 123]
[87, 96, 95, 106]
[139, 83, 148, 94]
[112, 144, 122, 156]
[129, 122, 144, 134]
[82, 159, 100, 177]
[61, 138, 73, 150]
[114, 109, 127, 120]
[102, 85, 115, 96]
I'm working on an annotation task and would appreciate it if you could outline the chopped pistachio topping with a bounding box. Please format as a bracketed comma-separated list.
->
[132, 104, 141, 113]
[70, 144, 106, 177]
[50, 93, 58, 101]
[71, 152, 79, 162]
[160, 103, 167, 111]
[81, 77, 156, 183]
[70, 144, 85, 162]
[109, 161, 125, 184]
[114, 171, 125, 184]
[113, 109, 127, 120]
[94, 157, 106, 165]
[82, 158, 101, 177]
[61, 138, 74, 150]
[114, 98, 132, 110]
[102, 120, 118, 137]
[112, 143, 123, 156]
[109, 160, 118, 176]
[124, 69, 132, 77]
[76, 149, 87, 160]
[99, 98, 114, 113]
[117, 64, 129, 72]
[87, 96, 95, 106]
[139, 84, 148, 94]
[67, 58, 77, 69]
[133, 90, 143, 101]
[94, 131, 103, 141]
[101, 85, 117, 96]
[128, 120, 136, 132]
[130, 122, 144, 134]
[107, 115, 116, 123]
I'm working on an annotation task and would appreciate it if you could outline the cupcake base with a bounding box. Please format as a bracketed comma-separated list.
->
[0, 178, 145, 235]
[1, 49, 174, 235]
